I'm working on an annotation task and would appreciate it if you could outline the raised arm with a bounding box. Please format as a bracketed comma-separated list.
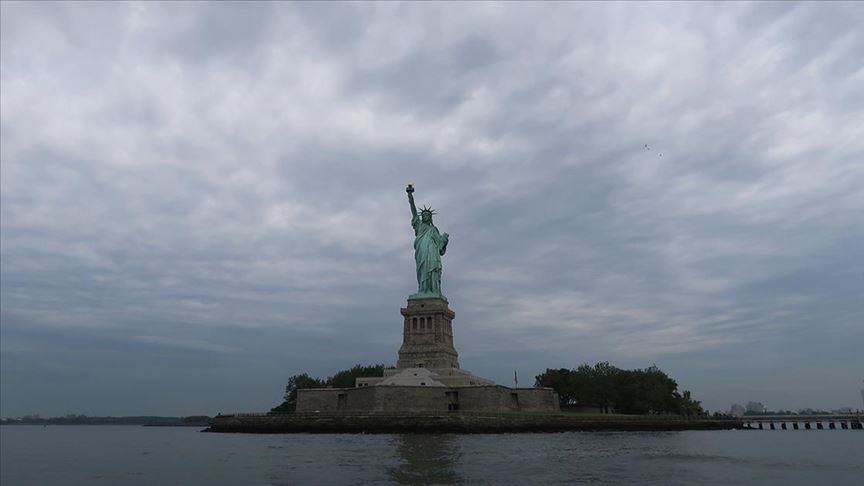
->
[406, 184, 418, 219]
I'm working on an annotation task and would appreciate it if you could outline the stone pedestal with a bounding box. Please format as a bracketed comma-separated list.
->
[397, 298, 460, 369]
[297, 296, 561, 414]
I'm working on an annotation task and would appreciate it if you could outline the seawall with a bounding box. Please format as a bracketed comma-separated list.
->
[205, 412, 742, 433]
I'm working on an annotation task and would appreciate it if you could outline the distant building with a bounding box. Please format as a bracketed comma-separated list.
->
[797, 407, 829, 415]
[729, 403, 745, 417]
[745, 401, 766, 414]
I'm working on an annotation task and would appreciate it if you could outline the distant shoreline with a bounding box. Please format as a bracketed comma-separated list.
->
[1, 423, 210, 427]
[1, 416, 212, 427]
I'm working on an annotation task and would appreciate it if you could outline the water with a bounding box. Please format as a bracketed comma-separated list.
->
[1, 426, 861, 485]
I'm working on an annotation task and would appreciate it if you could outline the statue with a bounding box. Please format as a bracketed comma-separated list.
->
[406, 184, 449, 300]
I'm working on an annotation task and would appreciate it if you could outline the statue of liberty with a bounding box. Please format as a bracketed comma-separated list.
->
[406, 184, 449, 300]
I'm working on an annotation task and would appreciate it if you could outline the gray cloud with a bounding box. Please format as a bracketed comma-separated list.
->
[2, 1, 862, 416]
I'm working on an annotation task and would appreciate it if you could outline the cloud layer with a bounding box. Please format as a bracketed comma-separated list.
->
[2, 2, 863, 416]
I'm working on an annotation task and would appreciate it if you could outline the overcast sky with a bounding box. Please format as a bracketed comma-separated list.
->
[2, 1, 863, 417]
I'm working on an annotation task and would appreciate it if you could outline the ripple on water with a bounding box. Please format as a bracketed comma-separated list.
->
[1, 427, 863, 486]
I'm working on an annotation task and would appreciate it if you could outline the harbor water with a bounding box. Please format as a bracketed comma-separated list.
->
[1, 425, 861, 485]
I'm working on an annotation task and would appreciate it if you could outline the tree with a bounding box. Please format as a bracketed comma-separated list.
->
[535, 368, 576, 405]
[677, 390, 703, 416]
[328, 364, 386, 388]
[271, 373, 326, 413]
[534, 361, 704, 415]
[270, 364, 387, 413]
[592, 362, 620, 413]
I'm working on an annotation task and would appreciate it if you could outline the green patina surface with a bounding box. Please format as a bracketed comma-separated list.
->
[406, 185, 449, 301]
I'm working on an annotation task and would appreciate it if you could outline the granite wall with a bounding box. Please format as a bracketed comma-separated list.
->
[208, 413, 745, 433]
[296, 385, 559, 413]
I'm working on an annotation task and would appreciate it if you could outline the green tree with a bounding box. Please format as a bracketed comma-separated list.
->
[676, 389, 704, 416]
[271, 373, 326, 413]
[328, 364, 386, 388]
[270, 364, 387, 413]
[535, 368, 575, 406]
[593, 361, 620, 413]
[534, 361, 704, 415]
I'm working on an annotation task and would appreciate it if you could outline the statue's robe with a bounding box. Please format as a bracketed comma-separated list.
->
[412, 215, 448, 295]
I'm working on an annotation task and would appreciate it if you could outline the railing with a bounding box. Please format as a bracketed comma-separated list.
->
[741, 414, 863, 430]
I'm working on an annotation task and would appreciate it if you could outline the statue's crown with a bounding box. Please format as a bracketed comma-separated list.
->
[420, 205, 436, 216]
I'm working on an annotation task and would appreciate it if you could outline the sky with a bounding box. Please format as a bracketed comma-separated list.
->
[1, 1, 863, 417]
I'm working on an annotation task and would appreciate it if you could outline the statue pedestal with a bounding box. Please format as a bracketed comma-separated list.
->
[408, 291, 447, 303]
[298, 295, 560, 413]
[397, 298, 460, 369]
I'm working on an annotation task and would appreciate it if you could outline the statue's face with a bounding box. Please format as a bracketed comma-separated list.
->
[421, 212, 432, 223]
